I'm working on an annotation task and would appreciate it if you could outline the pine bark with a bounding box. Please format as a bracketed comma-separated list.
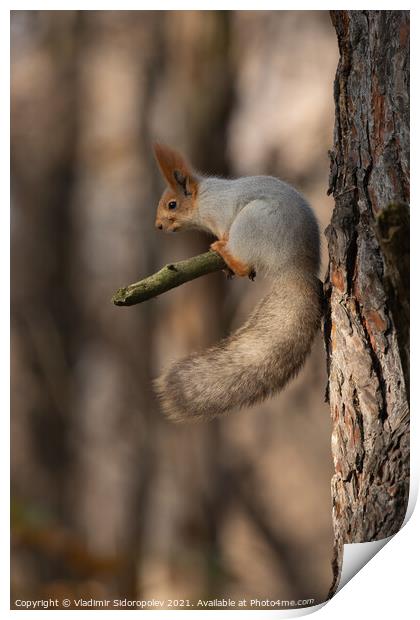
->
[325, 10, 410, 594]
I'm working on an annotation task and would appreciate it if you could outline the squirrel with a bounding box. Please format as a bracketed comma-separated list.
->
[153, 143, 322, 422]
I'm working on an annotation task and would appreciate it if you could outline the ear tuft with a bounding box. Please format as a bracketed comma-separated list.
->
[153, 143, 196, 195]
[173, 170, 192, 196]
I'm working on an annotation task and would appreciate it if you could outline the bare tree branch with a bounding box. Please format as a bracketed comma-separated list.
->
[112, 250, 226, 306]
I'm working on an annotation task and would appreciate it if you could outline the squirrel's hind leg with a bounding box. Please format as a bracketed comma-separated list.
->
[211, 239, 253, 278]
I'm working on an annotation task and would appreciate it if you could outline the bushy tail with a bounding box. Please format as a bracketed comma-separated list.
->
[155, 270, 323, 422]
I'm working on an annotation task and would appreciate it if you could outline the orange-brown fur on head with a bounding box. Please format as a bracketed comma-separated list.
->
[153, 144, 199, 233]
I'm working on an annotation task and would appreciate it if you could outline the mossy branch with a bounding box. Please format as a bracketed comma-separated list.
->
[112, 250, 226, 306]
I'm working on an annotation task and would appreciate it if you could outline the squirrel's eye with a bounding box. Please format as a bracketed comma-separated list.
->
[168, 200, 177, 210]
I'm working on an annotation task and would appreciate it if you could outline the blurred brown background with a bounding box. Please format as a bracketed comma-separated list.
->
[11, 10, 337, 608]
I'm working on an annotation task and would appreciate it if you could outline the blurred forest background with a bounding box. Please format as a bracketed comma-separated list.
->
[11, 10, 338, 608]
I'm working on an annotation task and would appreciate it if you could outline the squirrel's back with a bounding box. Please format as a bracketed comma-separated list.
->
[198, 175, 320, 276]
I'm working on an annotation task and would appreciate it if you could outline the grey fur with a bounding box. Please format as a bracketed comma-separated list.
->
[155, 175, 322, 421]
[197, 176, 320, 276]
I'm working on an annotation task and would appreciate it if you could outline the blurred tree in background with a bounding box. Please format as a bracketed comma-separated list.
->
[11, 10, 337, 607]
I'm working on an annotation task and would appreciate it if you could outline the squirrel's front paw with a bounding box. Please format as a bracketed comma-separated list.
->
[248, 268, 256, 281]
[223, 268, 235, 280]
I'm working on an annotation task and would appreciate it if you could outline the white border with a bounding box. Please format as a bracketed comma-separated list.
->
[4, 4, 417, 619]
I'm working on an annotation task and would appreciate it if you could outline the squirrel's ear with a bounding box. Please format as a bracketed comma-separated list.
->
[153, 143, 197, 196]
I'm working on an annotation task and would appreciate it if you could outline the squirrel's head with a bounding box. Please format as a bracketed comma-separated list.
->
[153, 143, 199, 233]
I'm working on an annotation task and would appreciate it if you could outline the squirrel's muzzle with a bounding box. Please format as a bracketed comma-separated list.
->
[155, 218, 180, 233]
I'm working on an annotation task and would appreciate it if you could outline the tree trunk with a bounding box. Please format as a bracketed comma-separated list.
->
[325, 10, 410, 595]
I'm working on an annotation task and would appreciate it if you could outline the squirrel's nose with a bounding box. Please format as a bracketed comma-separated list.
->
[156, 221, 163, 230]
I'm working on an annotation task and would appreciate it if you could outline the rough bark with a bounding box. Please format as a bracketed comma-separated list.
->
[325, 10, 409, 595]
